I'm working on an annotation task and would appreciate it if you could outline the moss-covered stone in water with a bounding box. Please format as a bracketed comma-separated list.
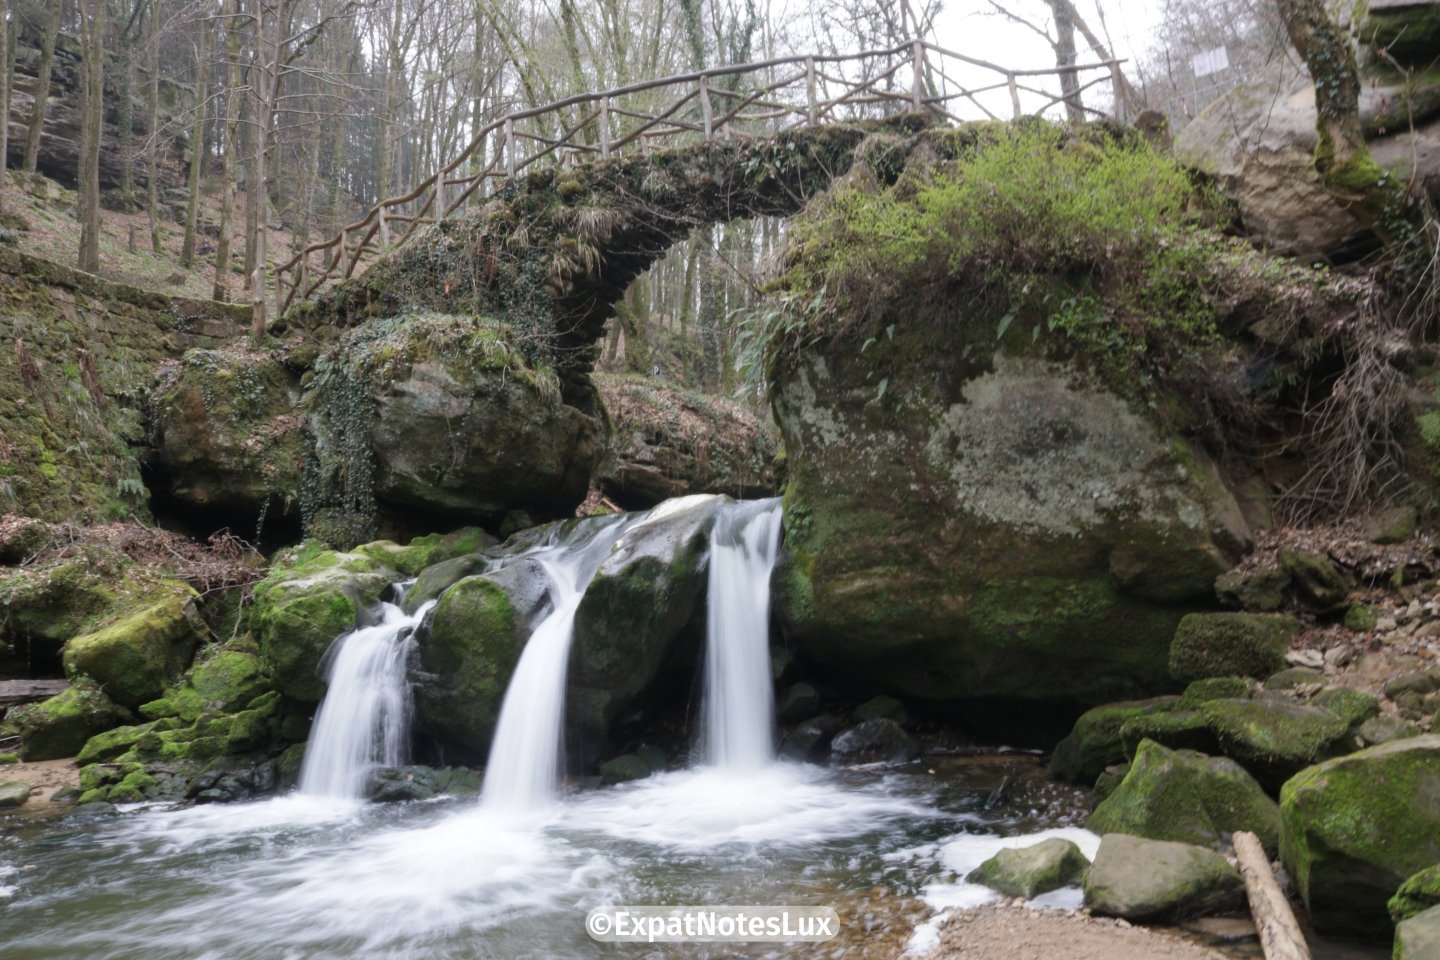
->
[355, 527, 497, 578]
[966, 837, 1090, 899]
[140, 648, 269, 722]
[1392, 865, 1440, 924]
[61, 581, 201, 709]
[1049, 696, 1180, 783]
[1280, 735, 1440, 941]
[598, 754, 651, 784]
[413, 575, 520, 756]
[1169, 613, 1302, 683]
[403, 553, 491, 614]
[10, 679, 130, 760]
[250, 546, 396, 701]
[1202, 698, 1353, 790]
[1090, 739, 1280, 852]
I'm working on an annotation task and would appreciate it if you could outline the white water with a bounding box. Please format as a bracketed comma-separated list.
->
[481, 518, 634, 812]
[298, 591, 435, 800]
[703, 498, 784, 769]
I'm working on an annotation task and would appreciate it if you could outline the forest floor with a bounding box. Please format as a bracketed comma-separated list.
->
[0, 168, 314, 303]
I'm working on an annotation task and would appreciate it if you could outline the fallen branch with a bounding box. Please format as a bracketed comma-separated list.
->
[1234, 830, 1310, 960]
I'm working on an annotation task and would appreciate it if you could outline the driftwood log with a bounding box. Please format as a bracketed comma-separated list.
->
[1233, 830, 1311, 960]
[0, 679, 68, 709]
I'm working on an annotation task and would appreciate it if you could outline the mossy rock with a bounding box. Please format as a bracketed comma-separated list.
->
[966, 837, 1090, 899]
[1082, 833, 1245, 922]
[10, 679, 130, 760]
[1358, 714, 1420, 746]
[1090, 739, 1280, 852]
[1169, 613, 1302, 683]
[0, 779, 31, 807]
[403, 553, 492, 614]
[1345, 602, 1380, 632]
[1360, 3, 1440, 66]
[1214, 566, 1290, 612]
[250, 546, 397, 702]
[61, 581, 202, 708]
[1392, 865, 1440, 924]
[1312, 687, 1380, 730]
[76, 720, 165, 765]
[355, 527, 497, 579]
[1265, 667, 1325, 690]
[1278, 549, 1350, 612]
[140, 648, 270, 722]
[1118, 709, 1218, 757]
[1280, 735, 1440, 940]
[1049, 696, 1180, 783]
[0, 560, 120, 655]
[1177, 677, 1253, 708]
[1201, 698, 1354, 791]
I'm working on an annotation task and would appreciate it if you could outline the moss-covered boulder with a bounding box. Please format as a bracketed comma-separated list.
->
[148, 346, 305, 521]
[1118, 708, 1218, 757]
[250, 545, 397, 701]
[1278, 549, 1350, 613]
[412, 564, 546, 758]
[1090, 739, 1280, 851]
[139, 645, 269, 722]
[1214, 565, 1290, 612]
[593, 373, 779, 508]
[966, 837, 1091, 899]
[1169, 613, 1302, 683]
[60, 581, 201, 709]
[0, 559, 122, 666]
[355, 527, 496, 579]
[1392, 865, 1440, 924]
[1202, 698, 1353, 790]
[1049, 696, 1180, 783]
[403, 553, 492, 614]
[570, 495, 726, 754]
[1082, 833, 1245, 922]
[10, 678, 130, 760]
[1280, 735, 1440, 940]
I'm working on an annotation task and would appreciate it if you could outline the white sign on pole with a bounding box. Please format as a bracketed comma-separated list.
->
[1192, 46, 1230, 78]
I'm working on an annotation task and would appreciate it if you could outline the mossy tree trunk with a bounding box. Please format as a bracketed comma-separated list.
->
[1276, 0, 1423, 245]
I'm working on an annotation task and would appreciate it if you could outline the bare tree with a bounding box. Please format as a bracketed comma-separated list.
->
[77, 0, 106, 273]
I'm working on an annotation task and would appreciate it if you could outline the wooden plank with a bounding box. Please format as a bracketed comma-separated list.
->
[0, 679, 68, 709]
[1234, 831, 1311, 960]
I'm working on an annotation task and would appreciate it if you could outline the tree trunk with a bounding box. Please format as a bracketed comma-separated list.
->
[181, 18, 211, 267]
[77, 0, 105, 274]
[212, 0, 243, 301]
[146, 0, 161, 254]
[0, 0, 10, 195]
[1049, 0, 1084, 121]
[22, 2, 60, 174]
[1233, 831, 1310, 960]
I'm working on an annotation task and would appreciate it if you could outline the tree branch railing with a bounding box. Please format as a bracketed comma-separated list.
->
[276, 40, 1127, 313]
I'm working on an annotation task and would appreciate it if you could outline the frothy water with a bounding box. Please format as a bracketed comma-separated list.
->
[298, 590, 434, 799]
[481, 516, 635, 812]
[703, 498, 783, 769]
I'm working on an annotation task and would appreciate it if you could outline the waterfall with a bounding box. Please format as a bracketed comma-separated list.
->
[702, 498, 783, 769]
[298, 588, 434, 800]
[480, 516, 634, 812]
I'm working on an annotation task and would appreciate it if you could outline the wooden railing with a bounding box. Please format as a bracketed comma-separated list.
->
[276, 40, 1126, 313]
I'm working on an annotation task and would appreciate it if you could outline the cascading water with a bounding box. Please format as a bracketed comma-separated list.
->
[480, 516, 635, 812]
[298, 586, 435, 800]
[702, 498, 784, 769]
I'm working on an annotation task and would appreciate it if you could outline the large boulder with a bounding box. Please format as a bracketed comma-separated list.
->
[593, 373, 779, 508]
[148, 346, 305, 521]
[1280, 735, 1440, 940]
[1168, 613, 1302, 683]
[249, 546, 398, 702]
[10, 678, 131, 760]
[773, 341, 1251, 716]
[60, 581, 202, 709]
[1050, 696, 1181, 783]
[1396, 905, 1440, 960]
[307, 314, 605, 534]
[1090, 739, 1280, 852]
[568, 496, 725, 755]
[1082, 833, 1245, 922]
[139, 645, 270, 723]
[1201, 698, 1353, 791]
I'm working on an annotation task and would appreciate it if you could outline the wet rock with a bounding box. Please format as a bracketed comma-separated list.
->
[1280, 735, 1440, 940]
[829, 718, 920, 766]
[780, 714, 843, 764]
[598, 754, 652, 784]
[1089, 740, 1279, 852]
[778, 683, 820, 724]
[966, 837, 1090, 899]
[1169, 613, 1302, 683]
[854, 695, 909, 726]
[356, 528, 496, 579]
[1083, 834, 1244, 922]
[403, 553, 492, 614]
[1049, 697, 1181, 784]
[1392, 865, 1440, 924]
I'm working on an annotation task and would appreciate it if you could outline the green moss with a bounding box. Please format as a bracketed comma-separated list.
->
[76, 721, 160, 765]
[1280, 736, 1440, 940]
[141, 648, 269, 722]
[1169, 613, 1302, 683]
[415, 575, 519, 754]
[966, 837, 1091, 899]
[1049, 696, 1180, 783]
[1392, 865, 1440, 924]
[1178, 677, 1253, 709]
[1119, 709, 1218, 757]
[1090, 739, 1280, 851]
[10, 678, 130, 760]
[1312, 687, 1380, 730]
[1345, 602, 1379, 632]
[61, 582, 200, 709]
[354, 527, 496, 578]
[1202, 698, 1352, 789]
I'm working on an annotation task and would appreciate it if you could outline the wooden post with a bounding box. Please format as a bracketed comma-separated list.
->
[1233, 832, 1311, 960]
[599, 97, 611, 158]
[1008, 73, 1022, 118]
[806, 57, 817, 125]
[505, 117, 516, 176]
[700, 74, 714, 141]
[912, 40, 924, 111]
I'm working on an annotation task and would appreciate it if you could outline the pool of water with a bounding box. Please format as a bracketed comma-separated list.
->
[0, 755, 1098, 960]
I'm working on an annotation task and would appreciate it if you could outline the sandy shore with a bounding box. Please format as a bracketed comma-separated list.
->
[0, 757, 80, 810]
[917, 904, 1227, 960]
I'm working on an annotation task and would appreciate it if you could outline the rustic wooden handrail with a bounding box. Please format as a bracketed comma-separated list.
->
[276, 40, 1127, 313]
